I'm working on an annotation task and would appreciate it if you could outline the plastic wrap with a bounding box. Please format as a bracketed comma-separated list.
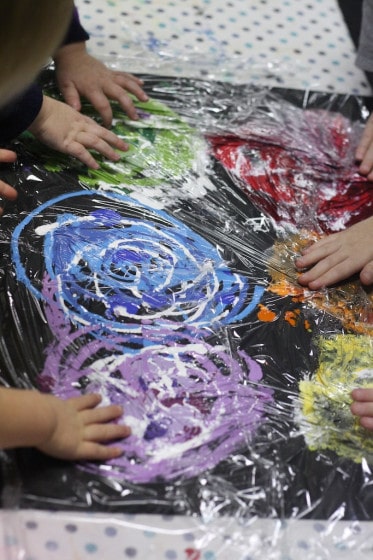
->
[1, 72, 373, 557]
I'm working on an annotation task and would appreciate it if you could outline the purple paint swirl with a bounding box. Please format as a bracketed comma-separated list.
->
[39, 277, 272, 483]
[41, 326, 272, 483]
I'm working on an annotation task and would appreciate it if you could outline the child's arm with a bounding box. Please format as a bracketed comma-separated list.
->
[54, 42, 149, 128]
[0, 387, 130, 460]
[295, 216, 373, 289]
[351, 388, 373, 431]
[28, 95, 128, 169]
[356, 113, 373, 180]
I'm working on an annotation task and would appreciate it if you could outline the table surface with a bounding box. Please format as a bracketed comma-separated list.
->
[1, 510, 373, 560]
[76, 0, 372, 95]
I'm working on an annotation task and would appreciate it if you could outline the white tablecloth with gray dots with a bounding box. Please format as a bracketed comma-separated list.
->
[76, 0, 372, 95]
[3, 1, 372, 559]
[1, 510, 373, 559]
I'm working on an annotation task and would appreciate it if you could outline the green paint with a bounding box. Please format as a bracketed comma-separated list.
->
[23, 88, 206, 193]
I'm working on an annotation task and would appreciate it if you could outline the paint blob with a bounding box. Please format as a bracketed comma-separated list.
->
[297, 334, 373, 462]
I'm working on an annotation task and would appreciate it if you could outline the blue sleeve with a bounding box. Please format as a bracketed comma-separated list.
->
[0, 84, 43, 144]
[62, 7, 90, 45]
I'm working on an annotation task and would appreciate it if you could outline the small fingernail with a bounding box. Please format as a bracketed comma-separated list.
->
[112, 447, 124, 457]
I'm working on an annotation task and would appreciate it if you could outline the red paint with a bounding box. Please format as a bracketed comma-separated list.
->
[185, 548, 201, 560]
[208, 109, 373, 234]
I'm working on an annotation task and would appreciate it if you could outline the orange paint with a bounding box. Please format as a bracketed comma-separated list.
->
[267, 234, 373, 336]
[284, 310, 300, 327]
[268, 275, 304, 299]
[257, 304, 277, 322]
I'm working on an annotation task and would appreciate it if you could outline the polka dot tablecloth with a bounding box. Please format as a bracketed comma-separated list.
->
[1, 510, 373, 560]
[76, 0, 372, 95]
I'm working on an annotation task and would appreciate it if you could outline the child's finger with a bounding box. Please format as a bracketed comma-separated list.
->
[82, 404, 124, 425]
[360, 261, 373, 285]
[84, 423, 130, 442]
[103, 83, 139, 122]
[76, 442, 124, 461]
[69, 393, 102, 411]
[351, 388, 373, 402]
[114, 72, 147, 94]
[359, 144, 373, 175]
[60, 81, 82, 112]
[73, 133, 125, 163]
[296, 239, 338, 269]
[359, 416, 373, 431]
[85, 89, 113, 128]
[0, 149, 17, 163]
[356, 115, 373, 160]
[0, 180, 18, 201]
[351, 401, 373, 417]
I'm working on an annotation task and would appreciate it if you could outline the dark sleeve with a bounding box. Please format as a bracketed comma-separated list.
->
[0, 84, 43, 144]
[62, 7, 90, 45]
[356, 0, 373, 71]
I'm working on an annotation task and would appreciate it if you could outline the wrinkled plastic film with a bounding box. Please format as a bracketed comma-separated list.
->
[3, 510, 373, 559]
[1, 73, 373, 557]
[98, 51, 320, 93]
[0, 451, 27, 560]
[86, 7, 372, 96]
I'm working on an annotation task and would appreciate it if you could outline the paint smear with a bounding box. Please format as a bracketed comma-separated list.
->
[267, 234, 373, 335]
[10, 189, 272, 482]
[21, 96, 211, 209]
[208, 105, 373, 234]
[39, 284, 273, 483]
[297, 334, 373, 462]
[12, 190, 265, 334]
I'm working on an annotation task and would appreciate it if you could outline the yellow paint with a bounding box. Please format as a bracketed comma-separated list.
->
[266, 232, 373, 460]
[297, 334, 373, 462]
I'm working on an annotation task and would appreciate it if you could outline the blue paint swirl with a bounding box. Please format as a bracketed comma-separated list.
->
[12, 190, 264, 333]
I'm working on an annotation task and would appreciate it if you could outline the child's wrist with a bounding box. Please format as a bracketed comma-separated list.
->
[54, 41, 87, 65]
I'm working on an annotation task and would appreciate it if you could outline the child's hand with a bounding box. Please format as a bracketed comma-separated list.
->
[28, 95, 128, 169]
[295, 216, 373, 289]
[0, 149, 18, 213]
[54, 43, 149, 128]
[351, 388, 373, 431]
[356, 113, 373, 180]
[37, 393, 130, 461]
